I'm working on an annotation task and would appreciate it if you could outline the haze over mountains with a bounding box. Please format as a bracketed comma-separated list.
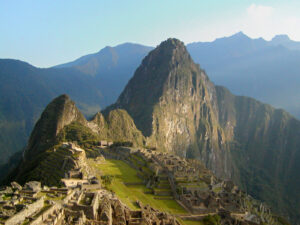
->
[1, 31, 300, 169]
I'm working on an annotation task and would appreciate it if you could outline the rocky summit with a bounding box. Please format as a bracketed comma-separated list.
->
[3, 38, 299, 225]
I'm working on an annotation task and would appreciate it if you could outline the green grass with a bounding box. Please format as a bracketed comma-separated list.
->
[181, 220, 204, 225]
[212, 186, 222, 193]
[95, 159, 141, 183]
[91, 159, 187, 215]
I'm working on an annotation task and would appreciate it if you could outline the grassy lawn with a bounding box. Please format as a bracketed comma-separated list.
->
[181, 220, 204, 225]
[92, 159, 187, 215]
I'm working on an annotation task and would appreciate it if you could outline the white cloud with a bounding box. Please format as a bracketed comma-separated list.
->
[241, 4, 300, 40]
[247, 4, 274, 20]
[171, 3, 300, 43]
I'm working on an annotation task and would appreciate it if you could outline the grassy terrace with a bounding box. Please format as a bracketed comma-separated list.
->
[179, 220, 204, 225]
[89, 159, 187, 215]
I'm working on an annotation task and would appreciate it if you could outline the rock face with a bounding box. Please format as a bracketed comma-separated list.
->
[10, 181, 22, 190]
[91, 109, 145, 146]
[24, 181, 41, 192]
[109, 38, 300, 223]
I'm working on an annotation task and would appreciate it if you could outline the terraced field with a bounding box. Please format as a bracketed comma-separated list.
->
[23, 146, 77, 185]
[90, 159, 188, 215]
[179, 220, 204, 225]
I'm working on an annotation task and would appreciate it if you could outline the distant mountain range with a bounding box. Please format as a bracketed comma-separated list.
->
[1, 31, 300, 168]
[187, 32, 300, 119]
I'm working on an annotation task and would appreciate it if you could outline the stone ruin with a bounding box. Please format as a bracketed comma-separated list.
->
[0, 175, 180, 225]
[98, 146, 278, 225]
[1, 144, 155, 224]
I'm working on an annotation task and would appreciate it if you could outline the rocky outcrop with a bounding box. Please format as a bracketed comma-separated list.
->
[24, 181, 41, 192]
[87, 109, 145, 146]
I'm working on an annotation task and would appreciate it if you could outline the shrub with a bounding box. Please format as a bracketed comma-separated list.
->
[202, 215, 221, 225]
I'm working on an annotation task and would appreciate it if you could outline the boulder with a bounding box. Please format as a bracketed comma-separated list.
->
[24, 181, 41, 192]
[11, 181, 22, 191]
[43, 186, 50, 191]
[0, 186, 13, 194]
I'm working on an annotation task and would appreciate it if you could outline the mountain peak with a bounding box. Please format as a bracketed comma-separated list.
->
[213, 31, 250, 43]
[55, 93, 70, 101]
[111, 38, 208, 138]
[24, 94, 85, 160]
[272, 34, 291, 42]
[159, 38, 185, 47]
[154, 38, 186, 55]
[141, 38, 189, 67]
[231, 31, 250, 39]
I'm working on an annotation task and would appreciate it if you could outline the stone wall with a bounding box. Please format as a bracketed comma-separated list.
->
[63, 189, 76, 203]
[64, 208, 87, 225]
[30, 203, 62, 225]
[91, 191, 100, 220]
[5, 197, 44, 225]
[71, 192, 100, 220]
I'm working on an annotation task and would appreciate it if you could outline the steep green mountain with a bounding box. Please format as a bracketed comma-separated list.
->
[109, 38, 300, 224]
[216, 86, 300, 223]
[11, 94, 144, 184]
[0, 43, 151, 167]
[0, 59, 102, 165]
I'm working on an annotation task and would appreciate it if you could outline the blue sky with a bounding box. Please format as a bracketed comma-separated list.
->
[1, 0, 300, 67]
